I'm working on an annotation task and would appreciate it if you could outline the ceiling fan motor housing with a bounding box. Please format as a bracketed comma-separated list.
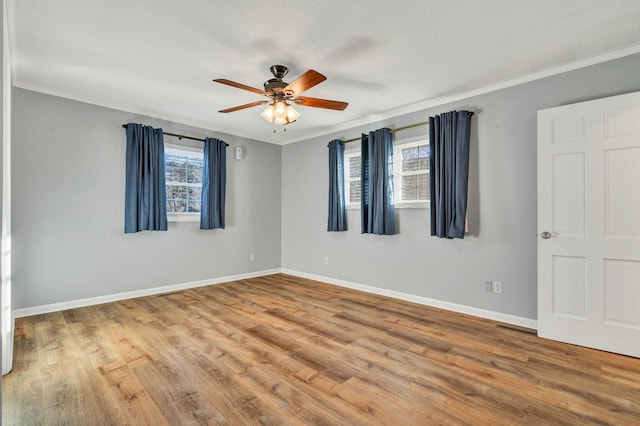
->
[265, 65, 291, 96]
[264, 78, 288, 95]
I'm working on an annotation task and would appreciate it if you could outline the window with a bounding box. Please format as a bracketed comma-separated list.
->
[164, 144, 203, 222]
[394, 139, 430, 206]
[344, 137, 430, 209]
[344, 151, 361, 207]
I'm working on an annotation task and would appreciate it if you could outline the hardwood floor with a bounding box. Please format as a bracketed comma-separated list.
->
[3, 274, 640, 425]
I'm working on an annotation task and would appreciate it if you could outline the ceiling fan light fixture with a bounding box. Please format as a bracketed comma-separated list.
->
[274, 101, 288, 118]
[261, 100, 299, 125]
[287, 104, 300, 122]
[260, 103, 274, 121]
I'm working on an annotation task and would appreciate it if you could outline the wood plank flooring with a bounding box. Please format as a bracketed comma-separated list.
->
[3, 273, 640, 425]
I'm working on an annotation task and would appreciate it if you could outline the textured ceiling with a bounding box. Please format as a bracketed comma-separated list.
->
[7, 0, 640, 144]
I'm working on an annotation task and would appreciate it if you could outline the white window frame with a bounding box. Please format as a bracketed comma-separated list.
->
[393, 136, 430, 209]
[343, 135, 430, 210]
[344, 149, 361, 210]
[165, 143, 203, 223]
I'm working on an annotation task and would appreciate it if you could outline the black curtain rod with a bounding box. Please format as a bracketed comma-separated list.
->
[341, 111, 475, 144]
[121, 124, 229, 146]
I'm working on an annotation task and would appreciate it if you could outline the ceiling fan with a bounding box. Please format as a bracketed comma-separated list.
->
[213, 65, 348, 125]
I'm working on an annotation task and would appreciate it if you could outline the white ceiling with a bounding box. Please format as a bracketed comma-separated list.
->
[7, 1, 640, 145]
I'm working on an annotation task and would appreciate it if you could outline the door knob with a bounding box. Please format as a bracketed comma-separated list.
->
[541, 231, 551, 239]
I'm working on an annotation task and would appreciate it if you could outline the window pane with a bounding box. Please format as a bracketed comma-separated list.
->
[167, 199, 186, 213]
[350, 181, 360, 204]
[349, 155, 361, 178]
[402, 145, 429, 172]
[165, 152, 202, 183]
[418, 145, 430, 170]
[167, 185, 202, 212]
[402, 147, 419, 172]
[186, 162, 202, 184]
[188, 187, 201, 201]
[401, 172, 429, 201]
[402, 175, 418, 200]
[167, 185, 187, 199]
[187, 201, 201, 213]
[165, 165, 186, 182]
[417, 173, 429, 200]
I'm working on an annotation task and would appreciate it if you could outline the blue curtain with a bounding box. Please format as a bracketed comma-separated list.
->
[429, 110, 473, 239]
[361, 128, 395, 235]
[124, 123, 167, 233]
[200, 137, 227, 229]
[327, 139, 347, 231]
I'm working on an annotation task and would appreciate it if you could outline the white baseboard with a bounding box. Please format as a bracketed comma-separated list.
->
[281, 269, 538, 330]
[13, 268, 538, 331]
[12, 269, 281, 318]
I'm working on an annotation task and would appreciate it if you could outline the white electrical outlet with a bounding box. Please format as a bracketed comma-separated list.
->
[250, 253, 255, 261]
[323, 257, 329, 265]
[493, 281, 503, 294]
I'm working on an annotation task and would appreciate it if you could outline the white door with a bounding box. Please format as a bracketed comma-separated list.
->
[538, 91, 640, 358]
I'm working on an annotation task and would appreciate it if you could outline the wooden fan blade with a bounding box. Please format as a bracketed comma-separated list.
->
[213, 79, 267, 96]
[294, 96, 348, 111]
[219, 100, 269, 113]
[283, 70, 327, 96]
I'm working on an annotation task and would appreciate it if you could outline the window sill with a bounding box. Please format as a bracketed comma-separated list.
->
[346, 202, 429, 210]
[168, 214, 200, 223]
[395, 202, 429, 209]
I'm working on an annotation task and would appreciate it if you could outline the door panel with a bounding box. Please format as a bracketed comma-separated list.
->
[604, 148, 640, 237]
[551, 153, 585, 236]
[603, 259, 640, 328]
[552, 255, 587, 319]
[538, 91, 640, 358]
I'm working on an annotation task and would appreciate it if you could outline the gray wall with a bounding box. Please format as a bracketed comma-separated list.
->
[12, 88, 282, 309]
[11, 53, 640, 319]
[281, 53, 640, 320]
